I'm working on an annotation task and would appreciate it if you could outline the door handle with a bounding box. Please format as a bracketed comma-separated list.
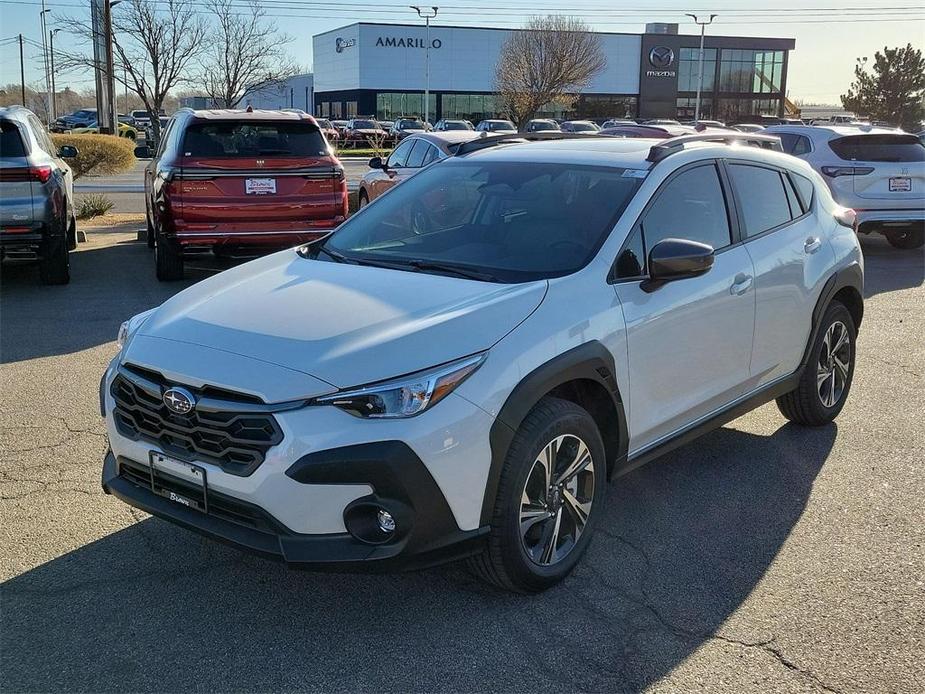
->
[804, 237, 822, 254]
[730, 273, 753, 295]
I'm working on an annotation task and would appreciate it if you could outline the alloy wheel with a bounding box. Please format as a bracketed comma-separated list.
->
[519, 434, 596, 566]
[817, 320, 851, 408]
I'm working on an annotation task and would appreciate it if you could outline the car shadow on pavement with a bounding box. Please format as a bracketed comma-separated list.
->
[1, 422, 837, 692]
[0, 238, 242, 364]
[858, 234, 924, 298]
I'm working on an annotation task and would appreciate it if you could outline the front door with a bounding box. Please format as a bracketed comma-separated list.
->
[612, 162, 757, 453]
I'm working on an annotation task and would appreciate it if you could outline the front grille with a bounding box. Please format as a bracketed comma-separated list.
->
[111, 366, 283, 476]
[118, 457, 281, 533]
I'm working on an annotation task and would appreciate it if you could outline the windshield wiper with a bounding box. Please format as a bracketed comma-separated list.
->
[405, 259, 499, 282]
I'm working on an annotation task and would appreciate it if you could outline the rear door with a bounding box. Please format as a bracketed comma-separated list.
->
[0, 119, 34, 230]
[830, 134, 925, 207]
[177, 120, 343, 229]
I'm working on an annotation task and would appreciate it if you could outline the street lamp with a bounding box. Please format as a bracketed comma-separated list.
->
[685, 13, 717, 122]
[410, 5, 438, 124]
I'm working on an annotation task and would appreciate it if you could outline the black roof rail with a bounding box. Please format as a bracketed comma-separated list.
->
[646, 132, 782, 163]
[452, 131, 595, 156]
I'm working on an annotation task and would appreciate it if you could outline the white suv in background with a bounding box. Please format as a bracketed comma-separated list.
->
[101, 132, 864, 592]
[766, 124, 925, 249]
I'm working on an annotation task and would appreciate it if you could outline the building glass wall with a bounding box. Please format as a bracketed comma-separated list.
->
[376, 92, 437, 120]
[678, 48, 717, 92]
[718, 49, 784, 93]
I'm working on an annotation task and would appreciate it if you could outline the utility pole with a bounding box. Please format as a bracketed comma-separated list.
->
[102, 0, 120, 134]
[19, 35, 26, 104]
[410, 6, 438, 124]
[685, 13, 717, 122]
[40, 2, 52, 121]
[50, 29, 60, 120]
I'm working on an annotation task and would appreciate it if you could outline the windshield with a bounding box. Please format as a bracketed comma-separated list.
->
[319, 161, 641, 282]
[443, 121, 472, 130]
[398, 119, 424, 129]
[531, 121, 559, 131]
[182, 121, 328, 157]
[316, 118, 332, 128]
[489, 121, 516, 131]
[569, 122, 600, 132]
[352, 120, 379, 129]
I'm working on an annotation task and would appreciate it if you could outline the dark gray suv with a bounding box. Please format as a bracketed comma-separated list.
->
[0, 106, 78, 284]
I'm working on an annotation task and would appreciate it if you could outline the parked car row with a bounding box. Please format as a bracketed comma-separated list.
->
[103, 122, 870, 593]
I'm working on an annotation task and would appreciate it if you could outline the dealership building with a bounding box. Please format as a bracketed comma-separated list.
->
[312, 22, 795, 123]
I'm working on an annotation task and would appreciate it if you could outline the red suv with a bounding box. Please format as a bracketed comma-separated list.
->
[138, 109, 348, 281]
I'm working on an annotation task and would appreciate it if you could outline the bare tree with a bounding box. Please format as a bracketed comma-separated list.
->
[199, 0, 297, 109]
[495, 16, 605, 127]
[57, 0, 206, 140]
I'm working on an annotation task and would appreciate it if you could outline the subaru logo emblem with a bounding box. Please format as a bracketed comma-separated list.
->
[649, 46, 675, 69]
[163, 387, 196, 415]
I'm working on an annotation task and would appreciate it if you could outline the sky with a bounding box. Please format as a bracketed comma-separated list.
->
[0, 0, 923, 105]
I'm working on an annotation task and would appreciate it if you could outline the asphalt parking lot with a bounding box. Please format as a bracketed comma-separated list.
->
[1, 229, 923, 692]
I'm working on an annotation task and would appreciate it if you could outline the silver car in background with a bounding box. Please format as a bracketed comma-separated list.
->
[0, 106, 79, 284]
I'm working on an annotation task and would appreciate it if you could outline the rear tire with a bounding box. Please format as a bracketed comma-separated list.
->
[145, 214, 155, 249]
[67, 218, 77, 251]
[776, 300, 856, 426]
[469, 397, 606, 593]
[155, 229, 184, 281]
[39, 231, 70, 285]
[884, 227, 924, 250]
[358, 190, 369, 209]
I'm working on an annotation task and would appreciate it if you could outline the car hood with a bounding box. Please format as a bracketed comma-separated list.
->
[135, 250, 547, 391]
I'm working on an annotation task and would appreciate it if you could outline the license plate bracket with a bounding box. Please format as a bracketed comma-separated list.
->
[889, 177, 911, 192]
[148, 452, 208, 513]
[245, 177, 277, 195]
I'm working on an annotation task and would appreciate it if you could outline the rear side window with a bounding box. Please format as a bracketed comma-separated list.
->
[0, 120, 27, 157]
[791, 173, 815, 210]
[778, 133, 812, 156]
[387, 138, 415, 168]
[641, 164, 732, 251]
[182, 121, 328, 157]
[728, 164, 792, 237]
[829, 134, 925, 162]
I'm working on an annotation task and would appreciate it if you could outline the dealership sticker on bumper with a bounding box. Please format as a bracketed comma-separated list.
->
[246, 178, 277, 195]
[889, 177, 912, 192]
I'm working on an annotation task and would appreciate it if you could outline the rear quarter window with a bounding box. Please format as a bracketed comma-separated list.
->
[0, 120, 27, 157]
[829, 134, 925, 162]
[182, 121, 328, 157]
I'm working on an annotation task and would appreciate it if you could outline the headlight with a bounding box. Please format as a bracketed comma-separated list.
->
[314, 353, 486, 418]
[116, 308, 156, 351]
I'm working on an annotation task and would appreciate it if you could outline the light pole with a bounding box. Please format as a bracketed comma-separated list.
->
[40, 4, 52, 121]
[50, 28, 61, 120]
[685, 13, 717, 122]
[103, 0, 122, 134]
[410, 5, 438, 124]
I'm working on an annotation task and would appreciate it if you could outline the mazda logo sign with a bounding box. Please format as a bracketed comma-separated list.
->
[335, 37, 356, 53]
[163, 387, 196, 415]
[648, 46, 675, 69]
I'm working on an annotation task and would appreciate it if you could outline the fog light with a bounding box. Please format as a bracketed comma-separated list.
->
[376, 509, 396, 534]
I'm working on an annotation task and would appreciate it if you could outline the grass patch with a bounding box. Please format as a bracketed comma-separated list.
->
[337, 148, 393, 158]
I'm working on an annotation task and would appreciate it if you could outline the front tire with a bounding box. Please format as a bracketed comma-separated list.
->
[470, 397, 606, 593]
[884, 227, 924, 250]
[358, 190, 369, 209]
[776, 300, 856, 426]
[154, 229, 184, 281]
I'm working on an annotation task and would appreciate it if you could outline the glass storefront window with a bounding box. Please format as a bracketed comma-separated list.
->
[376, 92, 436, 121]
[720, 48, 783, 94]
[714, 97, 782, 122]
[679, 48, 716, 92]
[676, 96, 713, 120]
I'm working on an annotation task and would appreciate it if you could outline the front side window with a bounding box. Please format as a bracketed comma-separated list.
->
[642, 164, 732, 251]
[387, 138, 416, 168]
[321, 161, 642, 282]
[405, 140, 428, 168]
[181, 121, 328, 157]
[728, 164, 792, 236]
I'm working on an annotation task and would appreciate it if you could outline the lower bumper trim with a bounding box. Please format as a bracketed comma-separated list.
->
[102, 450, 487, 571]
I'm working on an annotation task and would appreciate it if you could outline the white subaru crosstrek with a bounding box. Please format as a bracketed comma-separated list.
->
[765, 124, 925, 249]
[101, 133, 864, 592]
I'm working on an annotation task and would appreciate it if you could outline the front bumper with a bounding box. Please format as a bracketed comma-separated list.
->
[102, 446, 488, 570]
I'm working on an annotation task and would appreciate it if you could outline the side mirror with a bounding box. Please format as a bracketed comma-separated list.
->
[643, 238, 714, 292]
[134, 145, 151, 159]
[368, 156, 383, 170]
[58, 145, 79, 158]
